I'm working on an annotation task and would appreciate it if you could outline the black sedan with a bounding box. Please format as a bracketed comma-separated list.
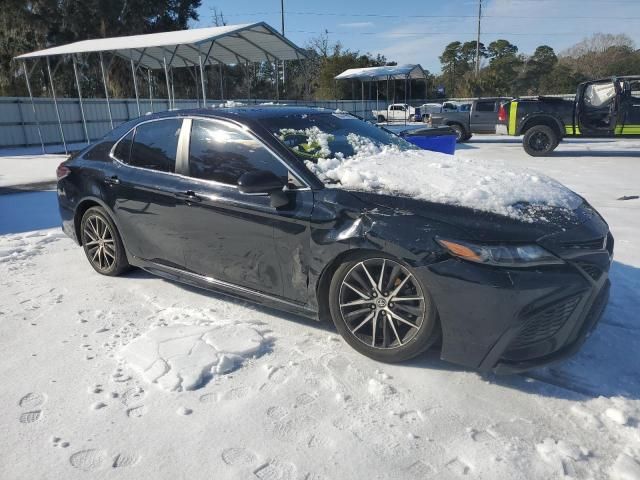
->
[56, 106, 613, 373]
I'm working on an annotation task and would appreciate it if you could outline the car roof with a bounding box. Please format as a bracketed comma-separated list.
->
[138, 105, 340, 123]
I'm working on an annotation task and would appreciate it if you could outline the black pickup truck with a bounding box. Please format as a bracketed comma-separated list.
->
[496, 76, 640, 156]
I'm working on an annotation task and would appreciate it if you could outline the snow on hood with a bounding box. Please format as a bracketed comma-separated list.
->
[305, 135, 582, 222]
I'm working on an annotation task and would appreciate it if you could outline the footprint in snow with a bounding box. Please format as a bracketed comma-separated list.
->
[222, 447, 257, 466]
[254, 458, 298, 480]
[126, 405, 148, 418]
[18, 392, 46, 409]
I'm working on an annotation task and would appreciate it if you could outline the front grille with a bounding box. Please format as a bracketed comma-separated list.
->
[561, 237, 606, 251]
[576, 261, 603, 281]
[508, 295, 582, 350]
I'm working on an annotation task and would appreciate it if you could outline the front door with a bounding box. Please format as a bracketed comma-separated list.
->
[179, 118, 314, 303]
[577, 80, 620, 136]
[619, 78, 640, 135]
[104, 118, 190, 268]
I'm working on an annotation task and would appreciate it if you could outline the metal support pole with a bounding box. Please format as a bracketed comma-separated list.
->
[376, 81, 379, 123]
[170, 67, 176, 109]
[148, 69, 154, 112]
[22, 60, 45, 153]
[404, 75, 408, 126]
[72, 55, 90, 144]
[163, 56, 172, 110]
[246, 62, 251, 101]
[99, 53, 114, 129]
[275, 60, 279, 102]
[198, 51, 207, 106]
[219, 63, 224, 100]
[130, 57, 141, 116]
[46, 57, 67, 154]
[475, 0, 482, 77]
[361, 81, 364, 120]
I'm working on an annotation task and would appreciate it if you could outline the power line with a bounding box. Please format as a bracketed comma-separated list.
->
[220, 11, 640, 20]
[286, 29, 626, 37]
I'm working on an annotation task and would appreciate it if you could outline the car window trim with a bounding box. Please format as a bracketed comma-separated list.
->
[110, 115, 311, 191]
[109, 117, 184, 177]
[183, 116, 311, 191]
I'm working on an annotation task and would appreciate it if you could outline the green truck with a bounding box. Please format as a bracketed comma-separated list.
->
[496, 76, 640, 156]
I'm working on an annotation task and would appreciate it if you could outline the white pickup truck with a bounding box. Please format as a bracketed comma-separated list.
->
[372, 104, 417, 122]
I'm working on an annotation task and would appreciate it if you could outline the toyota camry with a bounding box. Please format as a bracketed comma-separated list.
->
[56, 106, 613, 373]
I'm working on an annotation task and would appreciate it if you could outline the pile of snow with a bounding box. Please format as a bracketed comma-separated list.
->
[216, 100, 245, 108]
[119, 322, 265, 392]
[304, 134, 582, 221]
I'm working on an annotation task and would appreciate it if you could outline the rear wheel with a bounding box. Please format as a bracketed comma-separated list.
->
[329, 253, 439, 362]
[523, 125, 559, 156]
[80, 207, 130, 276]
[377, 115, 386, 123]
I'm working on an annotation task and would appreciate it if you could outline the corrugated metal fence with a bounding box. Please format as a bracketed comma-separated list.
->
[0, 95, 575, 148]
[0, 97, 396, 148]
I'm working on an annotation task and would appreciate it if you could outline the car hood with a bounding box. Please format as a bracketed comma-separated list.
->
[345, 189, 596, 243]
[307, 150, 583, 224]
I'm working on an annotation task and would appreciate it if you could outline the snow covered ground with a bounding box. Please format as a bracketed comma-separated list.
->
[1, 137, 639, 479]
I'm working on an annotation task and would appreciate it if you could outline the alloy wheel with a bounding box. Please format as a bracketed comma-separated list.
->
[338, 258, 426, 349]
[83, 215, 117, 272]
[529, 131, 551, 151]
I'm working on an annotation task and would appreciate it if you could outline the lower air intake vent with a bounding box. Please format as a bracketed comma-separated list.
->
[509, 295, 582, 350]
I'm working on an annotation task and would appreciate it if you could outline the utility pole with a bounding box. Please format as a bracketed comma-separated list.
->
[475, 0, 482, 77]
[280, 0, 286, 97]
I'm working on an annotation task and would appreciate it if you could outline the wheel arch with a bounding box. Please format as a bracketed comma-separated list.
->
[315, 248, 383, 322]
[518, 114, 564, 139]
[74, 197, 119, 247]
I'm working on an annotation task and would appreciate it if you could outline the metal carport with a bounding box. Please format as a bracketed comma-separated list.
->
[335, 64, 428, 124]
[14, 22, 305, 153]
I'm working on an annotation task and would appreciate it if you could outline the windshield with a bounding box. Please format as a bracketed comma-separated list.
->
[259, 111, 418, 162]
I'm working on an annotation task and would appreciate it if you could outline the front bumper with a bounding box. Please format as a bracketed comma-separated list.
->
[418, 231, 612, 373]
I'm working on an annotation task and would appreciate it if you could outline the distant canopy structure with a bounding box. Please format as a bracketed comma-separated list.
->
[335, 64, 429, 123]
[14, 22, 306, 153]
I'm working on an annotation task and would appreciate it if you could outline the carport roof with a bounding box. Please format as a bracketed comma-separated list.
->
[14, 22, 305, 69]
[335, 64, 428, 81]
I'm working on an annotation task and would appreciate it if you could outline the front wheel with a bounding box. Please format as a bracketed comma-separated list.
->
[328, 253, 439, 362]
[448, 123, 467, 143]
[80, 207, 130, 276]
[523, 125, 559, 156]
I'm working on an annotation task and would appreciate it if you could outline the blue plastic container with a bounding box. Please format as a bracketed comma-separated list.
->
[399, 126, 456, 155]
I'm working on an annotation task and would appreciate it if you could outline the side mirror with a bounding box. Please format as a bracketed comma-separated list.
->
[237, 170, 284, 194]
[237, 170, 289, 208]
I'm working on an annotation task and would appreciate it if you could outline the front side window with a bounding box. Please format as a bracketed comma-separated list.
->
[188, 120, 289, 186]
[127, 119, 182, 173]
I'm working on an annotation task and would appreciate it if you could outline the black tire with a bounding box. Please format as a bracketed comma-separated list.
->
[80, 206, 130, 276]
[328, 252, 439, 363]
[377, 115, 386, 123]
[409, 114, 416, 122]
[523, 125, 559, 156]
[448, 123, 467, 143]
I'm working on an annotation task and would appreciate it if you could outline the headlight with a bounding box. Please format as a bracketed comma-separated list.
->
[436, 238, 563, 267]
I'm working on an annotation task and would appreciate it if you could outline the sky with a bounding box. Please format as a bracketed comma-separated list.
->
[196, 0, 640, 73]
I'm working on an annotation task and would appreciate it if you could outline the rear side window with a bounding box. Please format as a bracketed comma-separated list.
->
[187, 119, 288, 186]
[476, 101, 496, 112]
[113, 131, 133, 163]
[126, 119, 182, 173]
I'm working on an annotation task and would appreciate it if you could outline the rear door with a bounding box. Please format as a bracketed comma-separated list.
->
[179, 118, 314, 303]
[471, 100, 498, 133]
[105, 118, 192, 268]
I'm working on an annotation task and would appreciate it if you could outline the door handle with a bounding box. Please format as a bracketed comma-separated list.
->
[104, 175, 120, 185]
[632, 104, 640, 107]
[175, 190, 202, 202]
